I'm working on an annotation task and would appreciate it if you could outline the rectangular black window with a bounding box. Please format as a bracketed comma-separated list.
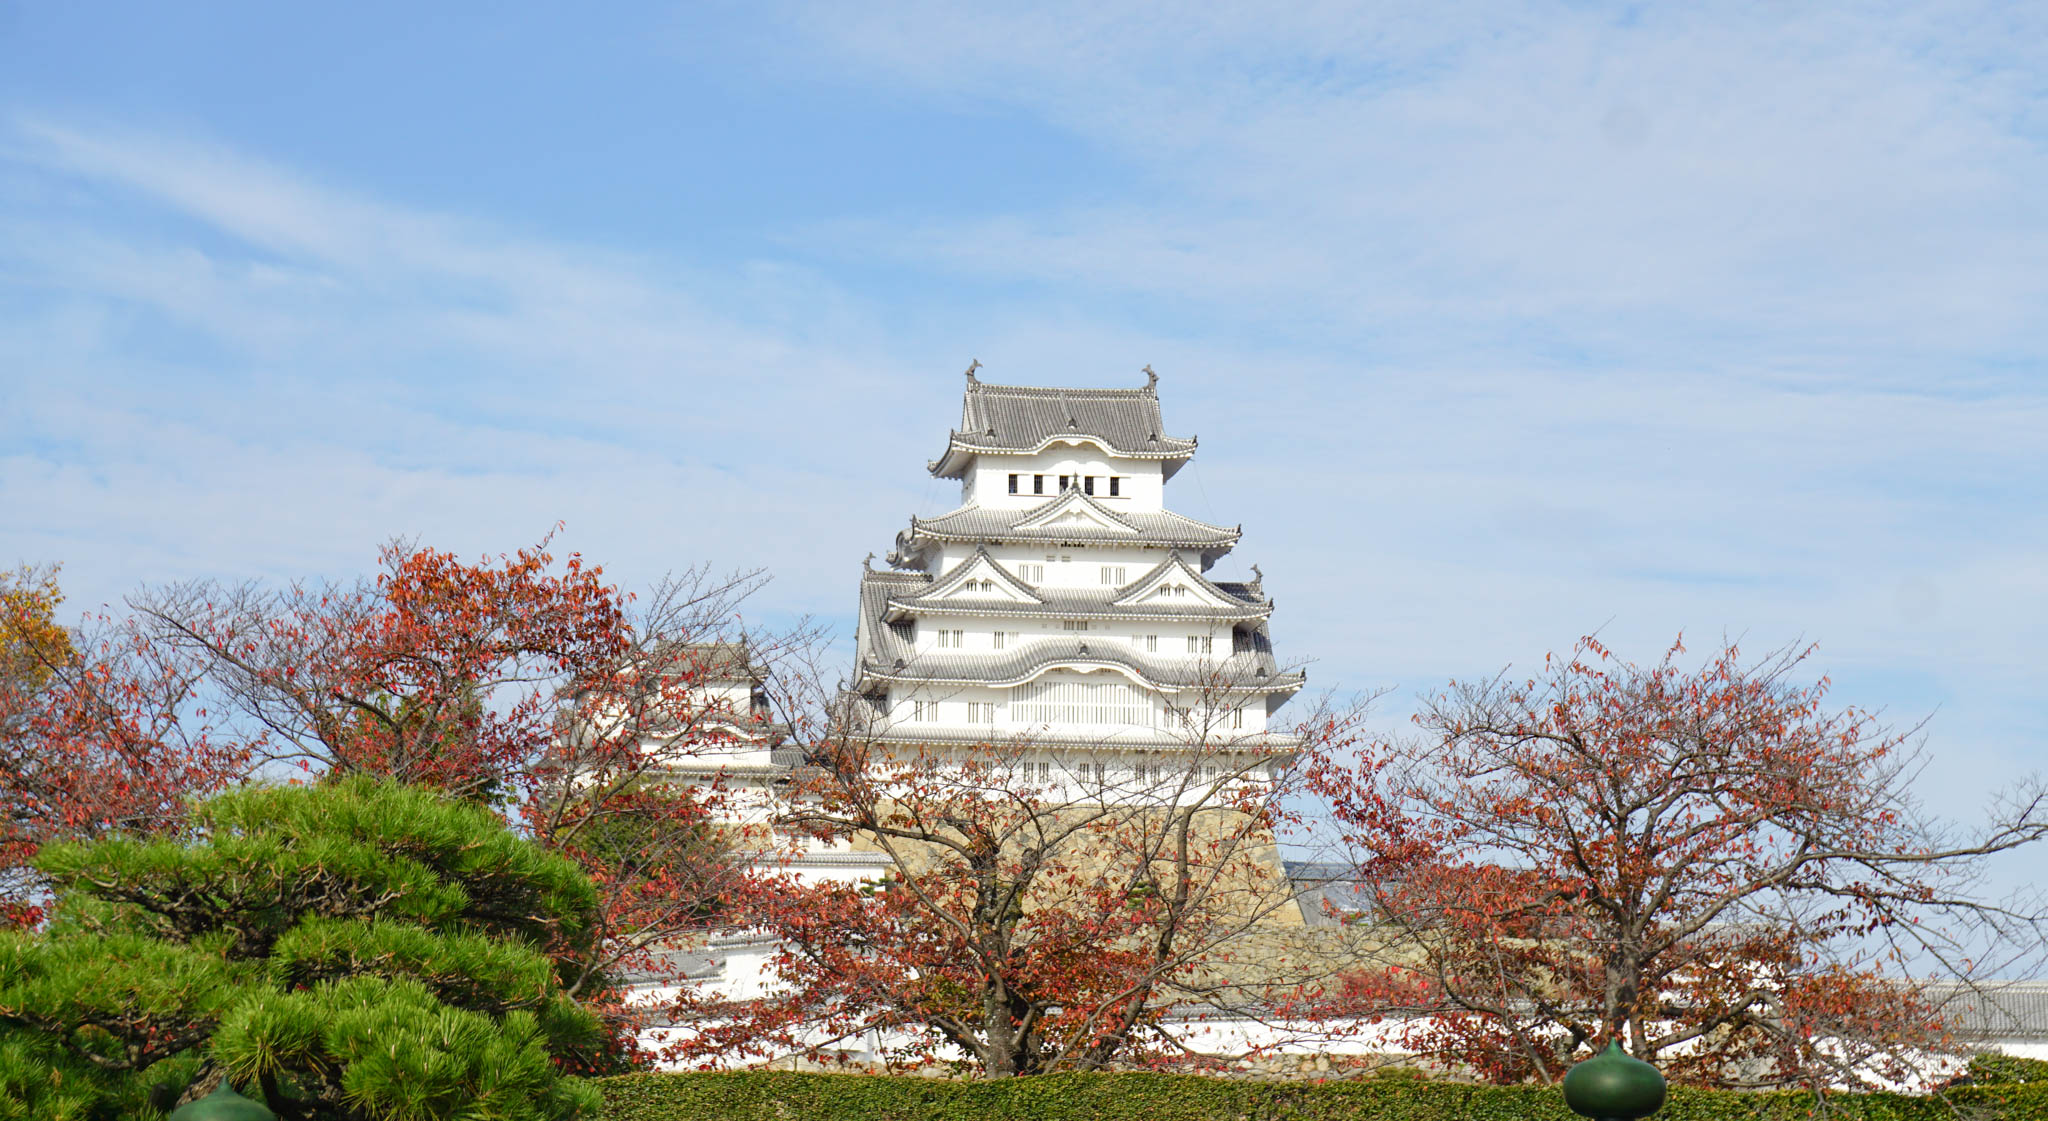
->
[1008, 473, 1019, 494]
[1083, 476, 1095, 495]
[1108, 477, 1121, 497]
[1058, 475, 1070, 491]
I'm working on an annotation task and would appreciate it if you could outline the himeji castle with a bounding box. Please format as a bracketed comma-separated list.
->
[848, 368, 1306, 785]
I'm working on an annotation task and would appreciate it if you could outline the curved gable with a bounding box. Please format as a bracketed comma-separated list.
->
[1012, 490, 1142, 535]
[1111, 554, 1250, 610]
[895, 547, 1043, 608]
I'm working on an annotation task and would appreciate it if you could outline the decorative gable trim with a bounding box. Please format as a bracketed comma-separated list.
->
[894, 546, 1044, 608]
[1011, 490, 1141, 535]
[1111, 553, 1246, 610]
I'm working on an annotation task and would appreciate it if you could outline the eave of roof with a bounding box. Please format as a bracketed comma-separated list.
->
[883, 595, 1271, 625]
[928, 436, 1196, 479]
[1918, 980, 2048, 1039]
[925, 374, 1198, 479]
[903, 544, 1046, 605]
[1111, 551, 1257, 610]
[861, 724, 1305, 754]
[888, 495, 1241, 567]
[853, 639, 1306, 694]
[637, 640, 769, 683]
[866, 550, 1269, 621]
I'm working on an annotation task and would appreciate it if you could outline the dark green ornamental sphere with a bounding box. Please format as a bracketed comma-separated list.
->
[1562, 1041, 1668, 1121]
[167, 1083, 279, 1121]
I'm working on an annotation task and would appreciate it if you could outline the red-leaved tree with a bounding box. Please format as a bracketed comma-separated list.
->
[17, 537, 809, 1063]
[0, 565, 245, 927]
[1307, 635, 2048, 1089]
[686, 672, 1376, 1077]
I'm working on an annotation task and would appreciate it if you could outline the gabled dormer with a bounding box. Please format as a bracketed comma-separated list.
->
[1011, 490, 1142, 536]
[1111, 553, 1256, 611]
[891, 498, 1239, 571]
[885, 548, 1044, 619]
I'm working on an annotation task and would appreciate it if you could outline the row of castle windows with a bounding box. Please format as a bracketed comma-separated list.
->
[919, 623, 1218, 655]
[978, 564, 1161, 588]
[960, 551, 1189, 591]
[958, 573, 1185, 595]
[1009, 473, 1125, 497]
[1036, 760, 1244, 784]
[903, 691, 1247, 729]
[859, 754, 1267, 789]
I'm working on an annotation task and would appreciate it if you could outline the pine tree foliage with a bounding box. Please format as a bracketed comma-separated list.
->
[0, 778, 606, 1120]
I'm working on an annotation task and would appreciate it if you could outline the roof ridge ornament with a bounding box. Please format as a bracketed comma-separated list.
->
[965, 358, 982, 385]
[1142, 364, 1158, 392]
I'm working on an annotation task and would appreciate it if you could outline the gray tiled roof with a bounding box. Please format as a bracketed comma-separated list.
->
[864, 723, 1303, 752]
[880, 551, 1271, 623]
[853, 567, 926, 669]
[929, 375, 1197, 478]
[854, 635, 1305, 694]
[892, 494, 1240, 566]
[903, 545, 1046, 604]
[889, 587, 1272, 624]
[854, 557, 1289, 691]
[1284, 861, 1379, 928]
[639, 640, 765, 683]
[1110, 552, 1261, 609]
[1920, 981, 2048, 1040]
[616, 946, 725, 984]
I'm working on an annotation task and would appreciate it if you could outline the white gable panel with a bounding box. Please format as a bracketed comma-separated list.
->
[1012, 491, 1141, 535]
[924, 551, 1043, 604]
[1111, 557, 1242, 610]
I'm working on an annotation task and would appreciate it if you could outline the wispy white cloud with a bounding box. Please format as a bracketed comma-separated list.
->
[2, 0, 2044, 844]
[0, 115, 929, 624]
[769, 2, 2048, 373]
[696, 4, 2048, 816]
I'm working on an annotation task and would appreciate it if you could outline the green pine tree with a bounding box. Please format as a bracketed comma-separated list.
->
[0, 777, 607, 1120]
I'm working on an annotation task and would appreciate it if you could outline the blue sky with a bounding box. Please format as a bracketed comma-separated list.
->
[2, 2, 2045, 876]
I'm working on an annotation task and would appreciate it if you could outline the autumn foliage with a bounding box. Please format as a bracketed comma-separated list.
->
[1307, 635, 2048, 1089]
[0, 540, 792, 1063]
[15, 536, 2048, 1088]
[683, 685, 1376, 1078]
[0, 565, 245, 927]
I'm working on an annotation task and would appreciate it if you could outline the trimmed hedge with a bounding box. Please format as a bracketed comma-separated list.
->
[1967, 1055, 2048, 1086]
[597, 1070, 2048, 1121]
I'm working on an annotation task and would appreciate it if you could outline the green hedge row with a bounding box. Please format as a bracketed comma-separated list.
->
[596, 1069, 2048, 1121]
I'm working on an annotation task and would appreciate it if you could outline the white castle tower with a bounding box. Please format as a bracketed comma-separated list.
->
[630, 370, 1312, 1055]
[850, 369, 1304, 784]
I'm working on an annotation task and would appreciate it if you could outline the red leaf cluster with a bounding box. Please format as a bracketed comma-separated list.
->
[1307, 635, 2046, 1089]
